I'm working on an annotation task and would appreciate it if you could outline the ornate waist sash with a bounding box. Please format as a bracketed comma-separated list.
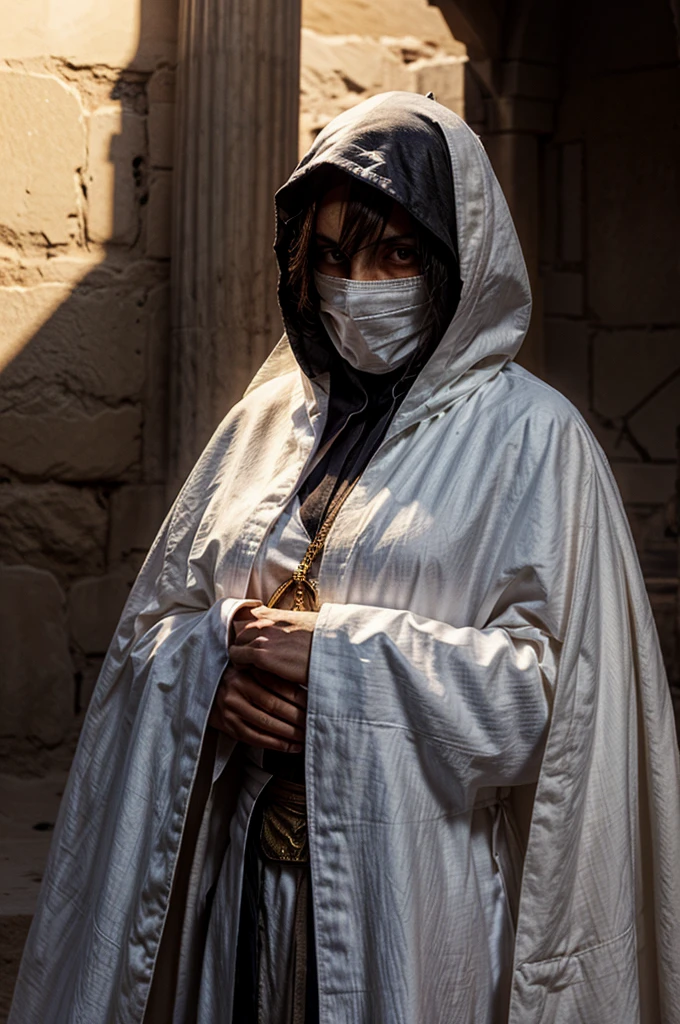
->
[259, 775, 309, 864]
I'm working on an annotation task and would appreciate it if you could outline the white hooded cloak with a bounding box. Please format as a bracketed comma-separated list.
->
[9, 92, 680, 1024]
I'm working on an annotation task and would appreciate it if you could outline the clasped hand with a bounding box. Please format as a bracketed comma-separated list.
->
[208, 604, 318, 753]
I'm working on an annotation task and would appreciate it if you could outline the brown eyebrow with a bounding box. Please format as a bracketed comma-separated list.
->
[314, 232, 417, 248]
[379, 233, 417, 244]
[314, 233, 343, 247]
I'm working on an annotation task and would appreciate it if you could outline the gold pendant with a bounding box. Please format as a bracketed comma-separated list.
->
[267, 574, 319, 612]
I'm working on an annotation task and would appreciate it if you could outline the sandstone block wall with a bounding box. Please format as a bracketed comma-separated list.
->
[0, 3, 177, 759]
[0, 0, 466, 758]
[300, 0, 466, 153]
[300, 30, 465, 155]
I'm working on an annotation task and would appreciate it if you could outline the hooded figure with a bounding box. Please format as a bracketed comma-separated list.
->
[9, 93, 680, 1024]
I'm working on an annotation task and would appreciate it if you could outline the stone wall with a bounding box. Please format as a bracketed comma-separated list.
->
[433, 0, 679, 722]
[299, 0, 466, 153]
[0, 0, 465, 761]
[300, 29, 465, 154]
[537, 0, 680, 701]
[0, 1, 177, 765]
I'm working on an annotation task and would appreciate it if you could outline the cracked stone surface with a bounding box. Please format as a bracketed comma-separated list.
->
[0, 279, 146, 407]
[87, 105, 146, 245]
[592, 330, 680, 462]
[0, 482, 108, 581]
[300, 28, 465, 155]
[0, 70, 86, 246]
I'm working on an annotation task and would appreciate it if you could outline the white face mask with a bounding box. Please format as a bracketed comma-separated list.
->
[314, 271, 431, 374]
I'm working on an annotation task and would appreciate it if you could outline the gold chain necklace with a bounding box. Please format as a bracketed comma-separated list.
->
[266, 478, 359, 612]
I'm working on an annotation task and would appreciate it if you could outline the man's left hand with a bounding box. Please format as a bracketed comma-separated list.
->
[229, 604, 319, 686]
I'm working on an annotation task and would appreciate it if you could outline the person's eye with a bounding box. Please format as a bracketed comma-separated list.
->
[317, 247, 347, 266]
[389, 246, 418, 265]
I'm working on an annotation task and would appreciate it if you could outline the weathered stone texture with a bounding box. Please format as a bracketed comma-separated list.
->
[1, 0, 177, 70]
[495, 0, 680, 705]
[146, 171, 172, 259]
[300, 31, 405, 146]
[0, 281, 70, 375]
[299, 29, 465, 154]
[407, 57, 465, 113]
[68, 574, 131, 655]
[0, 70, 85, 246]
[149, 103, 174, 169]
[142, 283, 171, 482]
[0, 265, 173, 482]
[86, 106, 146, 246]
[593, 331, 680, 461]
[0, 407, 141, 481]
[0, 566, 74, 744]
[169, 0, 302, 484]
[148, 68, 176, 105]
[302, 0, 463, 52]
[0, 483, 107, 580]
[108, 484, 167, 564]
[0, 280, 145, 409]
[0, 254, 101, 290]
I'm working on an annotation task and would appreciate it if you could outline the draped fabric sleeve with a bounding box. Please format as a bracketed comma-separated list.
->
[306, 409, 594, 809]
[307, 596, 558, 804]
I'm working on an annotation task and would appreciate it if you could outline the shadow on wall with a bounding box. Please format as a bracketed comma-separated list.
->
[438, 0, 680, 711]
[0, 0, 177, 770]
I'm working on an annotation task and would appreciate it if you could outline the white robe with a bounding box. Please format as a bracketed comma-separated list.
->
[9, 92, 680, 1024]
[195, 495, 518, 1022]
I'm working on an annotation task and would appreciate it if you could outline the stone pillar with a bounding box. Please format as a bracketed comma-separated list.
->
[471, 61, 558, 378]
[169, 0, 301, 487]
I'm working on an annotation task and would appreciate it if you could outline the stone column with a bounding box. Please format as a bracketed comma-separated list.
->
[169, 0, 301, 487]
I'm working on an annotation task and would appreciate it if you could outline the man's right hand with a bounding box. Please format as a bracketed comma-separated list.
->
[208, 663, 306, 753]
